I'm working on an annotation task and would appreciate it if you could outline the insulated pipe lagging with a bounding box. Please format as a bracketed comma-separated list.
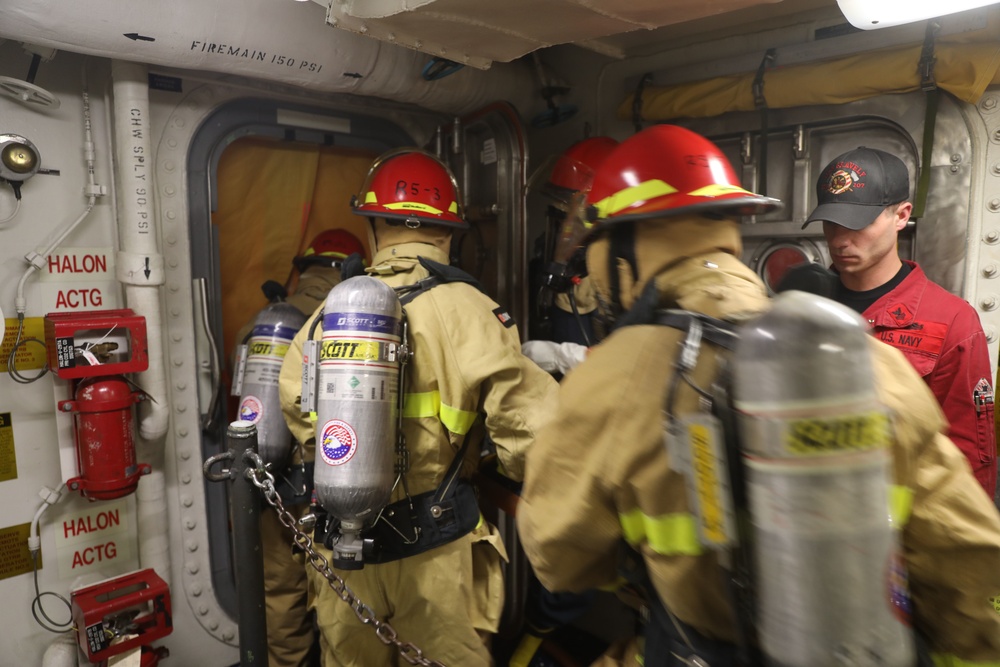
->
[111, 60, 168, 441]
[41, 634, 77, 667]
[0, 0, 536, 116]
[111, 60, 172, 588]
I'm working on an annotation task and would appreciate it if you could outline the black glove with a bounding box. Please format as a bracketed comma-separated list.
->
[261, 280, 288, 302]
[775, 262, 838, 299]
[341, 252, 366, 280]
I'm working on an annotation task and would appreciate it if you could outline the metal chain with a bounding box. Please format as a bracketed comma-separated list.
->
[243, 451, 447, 667]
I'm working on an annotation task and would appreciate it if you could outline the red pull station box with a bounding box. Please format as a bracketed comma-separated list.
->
[71, 568, 172, 663]
[44, 309, 148, 379]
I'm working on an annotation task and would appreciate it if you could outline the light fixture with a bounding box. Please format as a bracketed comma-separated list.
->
[836, 0, 1000, 29]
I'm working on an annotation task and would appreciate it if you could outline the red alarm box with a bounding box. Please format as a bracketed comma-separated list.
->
[71, 569, 172, 663]
[45, 309, 148, 379]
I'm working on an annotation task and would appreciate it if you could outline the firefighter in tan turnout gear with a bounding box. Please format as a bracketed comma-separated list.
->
[234, 228, 367, 667]
[278, 148, 559, 666]
[516, 125, 1000, 666]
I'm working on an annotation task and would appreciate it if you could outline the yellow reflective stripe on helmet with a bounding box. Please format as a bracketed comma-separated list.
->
[384, 201, 445, 216]
[402, 391, 478, 435]
[364, 191, 378, 204]
[932, 654, 1000, 666]
[448, 201, 459, 214]
[619, 508, 702, 556]
[688, 183, 758, 198]
[592, 179, 677, 219]
[889, 484, 913, 527]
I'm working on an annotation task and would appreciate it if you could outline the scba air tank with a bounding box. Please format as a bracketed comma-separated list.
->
[733, 291, 914, 667]
[235, 302, 307, 467]
[314, 276, 401, 537]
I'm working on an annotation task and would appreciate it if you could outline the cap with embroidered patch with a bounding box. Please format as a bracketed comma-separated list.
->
[802, 147, 910, 231]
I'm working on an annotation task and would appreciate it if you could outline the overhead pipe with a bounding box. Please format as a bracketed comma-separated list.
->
[111, 59, 172, 583]
[0, 0, 537, 117]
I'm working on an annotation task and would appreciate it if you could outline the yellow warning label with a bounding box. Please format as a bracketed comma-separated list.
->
[0, 317, 47, 373]
[0, 523, 36, 581]
[321, 339, 381, 361]
[248, 341, 290, 358]
[786, 412, 889, 455]
[0, 413, 16, 482]
[689, 422, 726, 545]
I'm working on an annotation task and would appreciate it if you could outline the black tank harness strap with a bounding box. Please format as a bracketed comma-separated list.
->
[362, 431, 480, 563]
[395, 256, 483, 305]
[653, 310, 739, 352]
[316, 255, 486, 561]
[618, 300, 754, 667]
[363, 255, 485, 561]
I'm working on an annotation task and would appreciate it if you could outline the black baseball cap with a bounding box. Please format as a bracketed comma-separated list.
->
[802, 147, 910, 230]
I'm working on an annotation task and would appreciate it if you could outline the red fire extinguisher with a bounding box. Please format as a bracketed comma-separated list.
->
[60, 376, 151, 500]
[45, 309, 152, 501]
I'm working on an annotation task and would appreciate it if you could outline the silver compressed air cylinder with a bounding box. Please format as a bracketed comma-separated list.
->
[732, 290, 915, 667]
[314, 275, 401, 525]
[237, 301, 307, 468]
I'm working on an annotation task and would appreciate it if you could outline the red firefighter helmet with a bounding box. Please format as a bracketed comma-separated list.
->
[302, 229, 367, 262]
[352, 149, 466, 229]
[548, 136, 619, 196]
[585, 125, 780, 230]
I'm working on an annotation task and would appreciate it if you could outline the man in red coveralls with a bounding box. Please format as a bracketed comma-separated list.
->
[799, 146, 997, 497]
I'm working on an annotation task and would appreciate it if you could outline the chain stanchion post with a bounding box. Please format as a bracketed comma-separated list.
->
[242, 448, 447, 667]
[227, 420, 269, 667]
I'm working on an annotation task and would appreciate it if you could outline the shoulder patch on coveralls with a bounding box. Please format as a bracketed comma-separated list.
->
[493, 307, 515, 328]
[974, 377, 994, 413]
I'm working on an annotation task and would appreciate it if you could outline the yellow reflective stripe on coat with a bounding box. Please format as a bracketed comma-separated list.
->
[619, 508, 702, 556]
[592, 179, 677, 219]
[889, 484, 913, 527]
[402, 391, 478, 435]
[932, 654, 1000, 666]
[619, 486, 911, 557]
[508, 634, 544, 667]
